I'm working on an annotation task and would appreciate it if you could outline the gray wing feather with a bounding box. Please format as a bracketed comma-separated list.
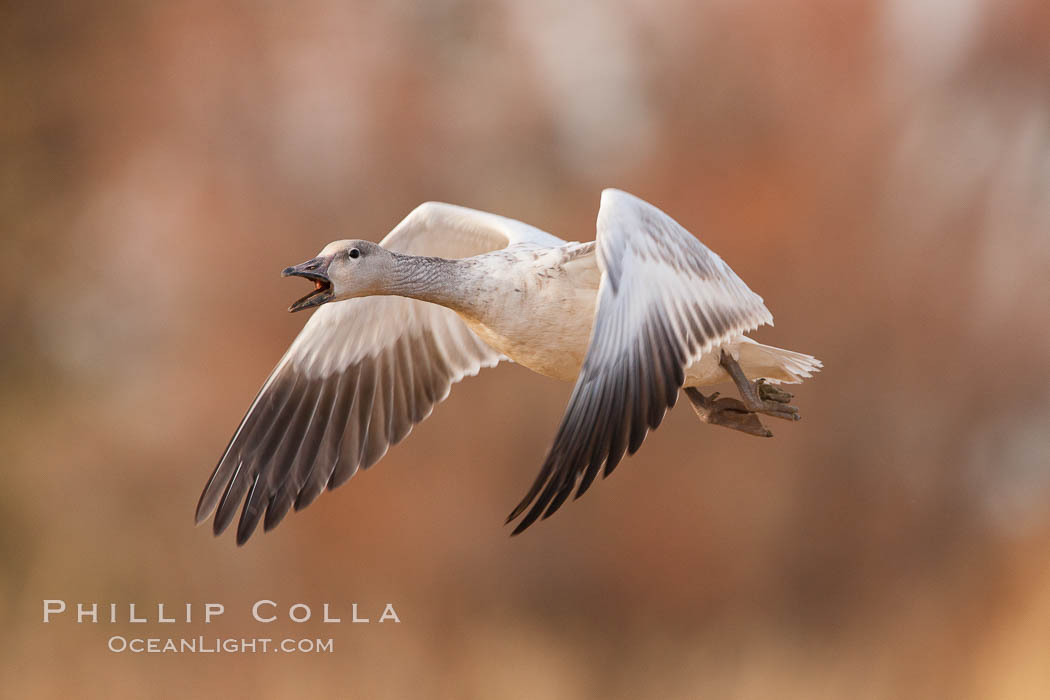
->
[507, 189, 773, 534]
[196, 200, 564, 544]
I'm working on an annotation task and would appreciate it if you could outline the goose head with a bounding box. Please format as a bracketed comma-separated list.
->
[282, 240, 394, 312]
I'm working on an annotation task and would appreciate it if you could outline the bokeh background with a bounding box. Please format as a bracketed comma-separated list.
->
[3, 1, 1049, 698]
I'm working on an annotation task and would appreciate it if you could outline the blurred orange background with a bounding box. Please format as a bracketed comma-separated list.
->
[3, 1, 1049, 698]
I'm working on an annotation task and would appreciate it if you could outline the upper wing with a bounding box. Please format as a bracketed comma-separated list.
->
[197, 202, 564, 544]
[507, 189, 774, 534]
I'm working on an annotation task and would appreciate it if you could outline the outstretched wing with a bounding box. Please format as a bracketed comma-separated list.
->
[507, 189, 774, 534]
[198, 202, 564, 544]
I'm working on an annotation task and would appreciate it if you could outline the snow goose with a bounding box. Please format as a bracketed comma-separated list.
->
[196, 189, 821, 543]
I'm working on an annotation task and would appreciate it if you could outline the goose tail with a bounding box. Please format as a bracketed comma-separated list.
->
[736, 339, 822, 384]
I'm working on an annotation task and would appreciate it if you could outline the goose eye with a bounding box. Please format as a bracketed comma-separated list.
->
[348, 248, 360, 259]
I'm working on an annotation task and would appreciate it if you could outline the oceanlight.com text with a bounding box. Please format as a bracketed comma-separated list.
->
[107, 636, 335, 654]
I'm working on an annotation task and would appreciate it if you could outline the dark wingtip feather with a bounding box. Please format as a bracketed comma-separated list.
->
[236, 518, 259, 546]
[211, 467, 248, 536]
[542, 480, 575, 519]
[505, 462, 554, 523]
[263, 492, 295, 532]
[574, 468, 599, 500]
[196, 458, 237, 526]
[194, 497, 213, 526]
[507, 473, 559, 534]
[510, 508, 542, 535]
[236, 495, 264, 545]
[212, 510, 234, 536]
[293, 486, 324, 512]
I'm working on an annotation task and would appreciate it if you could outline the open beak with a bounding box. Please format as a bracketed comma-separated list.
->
[282, 257, 334, 312]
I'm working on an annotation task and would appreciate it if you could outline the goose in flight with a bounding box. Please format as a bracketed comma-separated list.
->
[196, 189, 821, 544]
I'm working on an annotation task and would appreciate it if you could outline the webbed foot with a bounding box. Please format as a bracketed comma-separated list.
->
[720, 352, 802, 422]
[685, 388, 773, 438]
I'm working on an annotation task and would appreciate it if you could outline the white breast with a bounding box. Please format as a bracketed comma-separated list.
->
[455, 244, 600, 381]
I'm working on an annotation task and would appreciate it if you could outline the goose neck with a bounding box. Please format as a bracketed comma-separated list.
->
[388, 254, 476, 313]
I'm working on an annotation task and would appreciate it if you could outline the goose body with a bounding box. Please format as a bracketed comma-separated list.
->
[417, 242, 601, 382]
[197, 189, 821, 543]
